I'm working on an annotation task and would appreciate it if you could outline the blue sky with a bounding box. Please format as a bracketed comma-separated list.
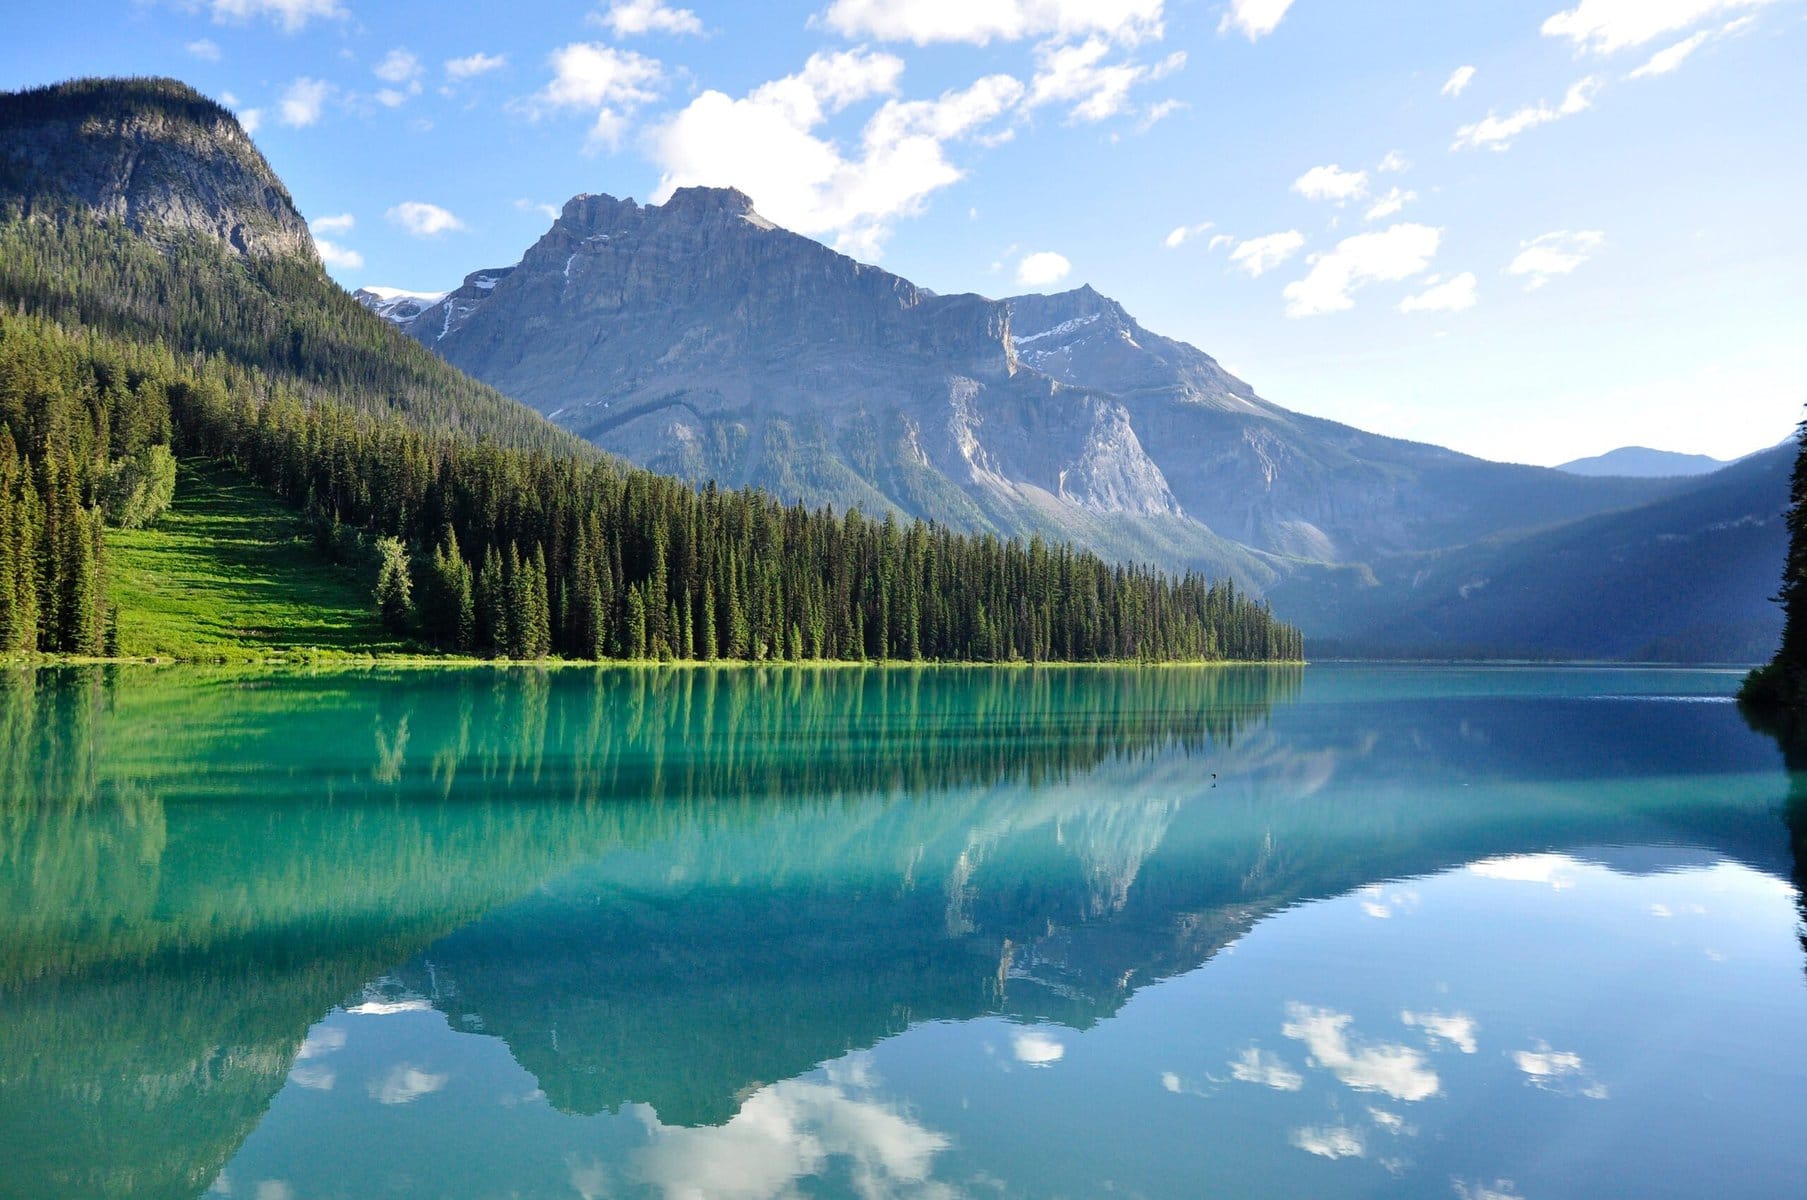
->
[8, 0, 1804, 465]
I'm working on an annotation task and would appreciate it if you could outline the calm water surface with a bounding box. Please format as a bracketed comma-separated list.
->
[1, 663, 1804, 1199]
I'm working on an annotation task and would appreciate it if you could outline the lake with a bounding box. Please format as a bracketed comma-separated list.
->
[1, 663, 1804, 1199]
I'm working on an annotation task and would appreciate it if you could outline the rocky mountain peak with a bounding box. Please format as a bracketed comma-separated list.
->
[0, 77, 315, 261]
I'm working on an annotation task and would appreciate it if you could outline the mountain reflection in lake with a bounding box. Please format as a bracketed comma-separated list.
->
[1, 663, 1803, 1199]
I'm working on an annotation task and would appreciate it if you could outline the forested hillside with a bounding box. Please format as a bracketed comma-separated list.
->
[0, 78, 1300, 663]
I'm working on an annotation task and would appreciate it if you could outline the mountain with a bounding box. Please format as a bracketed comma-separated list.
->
[1275, 440, 1791, 660]
[381, 189, 1674, 588]
[1557, 446, 1729, 477]
[0, 77, 582, 454]
[372, 186, 1768, 656]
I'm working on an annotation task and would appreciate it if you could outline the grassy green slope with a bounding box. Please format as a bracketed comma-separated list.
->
[107, 459, 401, 659]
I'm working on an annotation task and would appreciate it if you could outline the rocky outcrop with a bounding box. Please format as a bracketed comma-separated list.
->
[0, 77, 315, 261]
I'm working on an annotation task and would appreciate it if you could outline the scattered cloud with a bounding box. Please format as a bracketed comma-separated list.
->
[820, 0, 1166, 46]
[1208, 232, 1235, 251]
[1281, 1003, 1442, 1100]
[515, 198, 561, 220]
[649, 50, 1019, 258]
[1514, 1043, 1609, 1097]
[1228, 1047, 1305, 1091]
[1628, 29, 1713, 77]
[1284, 223, 1441, 317]
[1016, 250, 1072, 287]
[1292, 163, 1369, 203]
[1400, 1010, 1480, 1053]
[598, 0, 704, 36]
[1365, 186, 1417, 221]
[185, 38, 221, 61]
[1454, 1181, 1527, 1200]
[1289, 1125, 1365, 1160]
[310, 212, 355, 235]
[1469, 850, 1585, 884]
[206, 0, 345, 33]
[387, 201, 467, 237]
[521, 42, 665, 151]
[313, 238, 362, 269]
[1012, 1030, 1066, 1065]
[1542, 0, 1773, 53]
[374, 48, 422, 84]
[368, 1063, 449, 1105]
[1139, 98, 1186, 130]
[1452, 76, 1600, 150]
[1399, 272, 1477, 313]
[1378, 150, 1410, 173]
[1026, 37, 1186, 123]
[277, 77, 333, 128]
[446, 52, 508, 81]
[1442, 65, 1477, 97]
[1506, 230, 1604, 289]
[1220, 0, 1296, 41]
[1164, 220, 1214, 248]
[1230, 230, 1305, 277]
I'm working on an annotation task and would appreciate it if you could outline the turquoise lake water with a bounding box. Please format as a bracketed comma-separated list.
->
[0, 663, 1803, 1198]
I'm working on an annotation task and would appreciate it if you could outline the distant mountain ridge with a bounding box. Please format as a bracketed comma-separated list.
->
[364, 187, 1674, 587]
[1557, 446, 1729, 477]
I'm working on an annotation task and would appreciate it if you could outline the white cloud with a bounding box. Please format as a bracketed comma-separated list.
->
[1398, 272, 1477, 313]
[1229, 230, 1305, 277]
[1016, 251, 1072, 287]
[599, 0, 704, 36]
[649, 51, 1019, 258]
[1514, 1043, 1609, 1097]
[1455, 1182, 1527, 1200]
[635, 1074, 952, 1199]
[1364, 186, 1416, 221]
[1284, 223, 1440, 317]
[1628, 30, 1713, 77]
[446, 52, 508, 81]
[1228, 1046, 1304, 1090]
[1012, 1030, 1066, 1065]
[1452, 76, 1601, 150]
[1027, 37, 1185, 123]
[515, 198, 561, 220]
[1289, 1125, 1365, 1159]
[1377, 150, 1409, 173]
[368, 1063, 448, 1105]
[1164, 220, 1213, 249]
[374, 48, 422, 84]
[386, 201, 467, 237]
[238, 108, 264, 133]
[314, 238, 362, 268]
[820, 0, 1166, 46]
[1442, 65, 1477, 97]
[1207, 232, 1235, 251]
[1281, 1004, 1441, 1101]
[277, 77, 333, 128]
[1506, 230, 1604, 289]
[1400, 1010, 1480, 1053]
[1292, 163, 1369, 203]
[207, 0, 344, 32]
[1469, 850, 1586, 884]
[1139, 98, 1186, 130]
[1220, 0, 1296, 41]
[1542, 0, 1773, 53]
[186, 38, 221, 61]
[521, 42, 665, 151]
[310, 212, 355, 235]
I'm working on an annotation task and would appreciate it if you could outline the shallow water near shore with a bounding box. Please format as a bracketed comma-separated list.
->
[1, 662, 1803, 1199]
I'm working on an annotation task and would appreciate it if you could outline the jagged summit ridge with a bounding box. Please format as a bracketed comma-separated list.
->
[0, 76, 315, 261]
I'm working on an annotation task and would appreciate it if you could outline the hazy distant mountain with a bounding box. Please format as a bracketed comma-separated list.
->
[1276, 440, 1791, 661]
[370, 187, 1672, 596]
[1557, 446, 1729, 477]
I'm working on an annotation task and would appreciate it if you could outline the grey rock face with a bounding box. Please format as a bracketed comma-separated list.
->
[0, 78, 315, 261]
